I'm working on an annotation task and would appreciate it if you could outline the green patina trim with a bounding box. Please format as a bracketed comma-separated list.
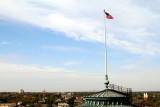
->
[85, 97, 129, 100]
[104, 75, 109, 90]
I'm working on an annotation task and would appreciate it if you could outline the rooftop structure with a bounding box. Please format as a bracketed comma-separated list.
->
[0, 103, 16, 107]
[57, 103, 69, 107]
[19, 89, 24, 94]
[42, 89, 46, 94]
[83, 84, 132, 106]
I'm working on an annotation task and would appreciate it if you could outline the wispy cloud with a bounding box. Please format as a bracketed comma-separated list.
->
[0, 40, 11, 45]
[64, 61, 82, 66]
[0, 54, 26, 63]
[0, 0, 160, 56]
[0, 62, 74, 74]
[121, 64, 138, 70]
[0, 62, 160, 91]
[42, 46, 84, 52]
[0, 62, 103, 91]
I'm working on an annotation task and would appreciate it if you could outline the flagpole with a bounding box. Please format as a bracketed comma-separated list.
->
[104, 9, 109, 90]
[104, 9, 107, 76]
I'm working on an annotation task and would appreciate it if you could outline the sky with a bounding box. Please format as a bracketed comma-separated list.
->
[0, 0, 160, 92]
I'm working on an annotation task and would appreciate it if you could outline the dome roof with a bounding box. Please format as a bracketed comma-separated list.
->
[84, 88, 132, 106]
[86, 89, 129, 98]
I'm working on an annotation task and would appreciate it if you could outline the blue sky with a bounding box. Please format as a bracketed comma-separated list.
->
[0, 0, 160, 92]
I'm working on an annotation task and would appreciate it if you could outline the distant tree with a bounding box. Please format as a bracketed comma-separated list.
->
[35, 95, 39, 102]
[137, 95, 143, 100]
[55, 93, 61, 98]
[156, 100, 160, 106]
[67, 97, 76, 107]
[46, 94, 54, 107]
[60, 97, 65, 103]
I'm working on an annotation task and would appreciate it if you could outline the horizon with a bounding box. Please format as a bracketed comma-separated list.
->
[0, 0, 160, 92]
[1, 90, 160, 93]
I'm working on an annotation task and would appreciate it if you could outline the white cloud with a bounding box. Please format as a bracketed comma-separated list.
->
[0, 0, 160, 56]
[42, 46, 83, 52]
[64, 61, 82, 66]
[0, 62, 73, 74]
[0, 62, 104, 91]
[0, 54, 26, 63]
[0, 61, 159, 91]
[121, 64, 138, 70]
[0, 40, 10, 45]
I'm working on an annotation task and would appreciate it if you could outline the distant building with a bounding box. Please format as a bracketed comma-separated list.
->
[61, 92, 65, 98]
[19, 89, 24, 94]
[74, 98, 83, 106]
[55, 99, 61, 103]
[42, 89, 46, 94]
[144, 93, 148, 99]
[57, 103, 69, 107]
[38, 100, 45, 104]
[17, 101, 22, 105]
[0, 103, 16, 107]
[67, 93, 72, 97]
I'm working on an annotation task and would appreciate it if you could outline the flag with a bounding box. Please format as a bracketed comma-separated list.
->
[105, 12, 114, 19]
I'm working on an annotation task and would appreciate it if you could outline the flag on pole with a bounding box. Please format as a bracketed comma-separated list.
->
[105, 11, 114, 19]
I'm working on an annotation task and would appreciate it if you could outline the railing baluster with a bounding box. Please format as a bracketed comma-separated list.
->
[109, 84, 132, 95]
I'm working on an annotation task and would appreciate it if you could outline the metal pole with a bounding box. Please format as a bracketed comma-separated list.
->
[104, 9, 109, 90]
[104, 9, 107, 76]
